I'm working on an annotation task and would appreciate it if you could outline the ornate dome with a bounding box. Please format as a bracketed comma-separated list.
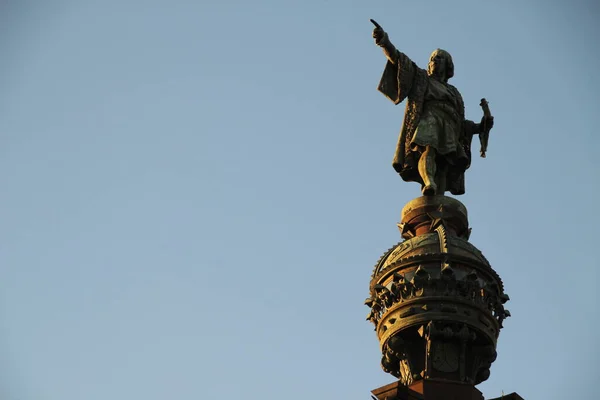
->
[365, 196, 510, 385]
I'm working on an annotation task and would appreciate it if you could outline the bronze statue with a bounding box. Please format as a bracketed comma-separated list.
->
[371, 19, 494, 196]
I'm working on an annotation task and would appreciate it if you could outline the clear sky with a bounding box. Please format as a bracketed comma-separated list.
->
[0, 1, 598, 399]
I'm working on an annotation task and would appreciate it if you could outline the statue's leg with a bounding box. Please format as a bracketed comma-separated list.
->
[435, 159, 448, 195]
[418, 145, 437, 196]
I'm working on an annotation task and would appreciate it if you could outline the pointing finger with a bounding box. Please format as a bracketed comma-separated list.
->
[370, 19, 382, 29]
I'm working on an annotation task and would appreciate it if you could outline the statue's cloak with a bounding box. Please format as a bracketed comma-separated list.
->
[378, 51, 474, 195]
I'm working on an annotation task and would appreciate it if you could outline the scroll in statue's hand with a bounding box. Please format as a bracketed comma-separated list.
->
[370, 19, 387, 46]
[480, 115, 494, 132]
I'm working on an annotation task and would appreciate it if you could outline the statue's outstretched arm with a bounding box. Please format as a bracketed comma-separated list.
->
[371, 19, 398, 64]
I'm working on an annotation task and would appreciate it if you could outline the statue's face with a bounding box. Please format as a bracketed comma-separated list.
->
[428, 50, 447, 79]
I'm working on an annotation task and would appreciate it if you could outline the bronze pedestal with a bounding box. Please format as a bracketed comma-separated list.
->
[366, 196, 511, 399]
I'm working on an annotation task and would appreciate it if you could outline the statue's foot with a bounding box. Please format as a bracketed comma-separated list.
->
[422, 184, 437, 196]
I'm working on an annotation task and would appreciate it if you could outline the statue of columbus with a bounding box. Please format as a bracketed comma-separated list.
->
[371, 19, 494, 196]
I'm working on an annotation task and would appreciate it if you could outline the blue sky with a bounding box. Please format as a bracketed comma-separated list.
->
[0, 1, 598, 399]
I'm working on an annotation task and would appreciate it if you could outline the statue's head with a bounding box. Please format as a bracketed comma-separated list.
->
[427, 49, 454, 82]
